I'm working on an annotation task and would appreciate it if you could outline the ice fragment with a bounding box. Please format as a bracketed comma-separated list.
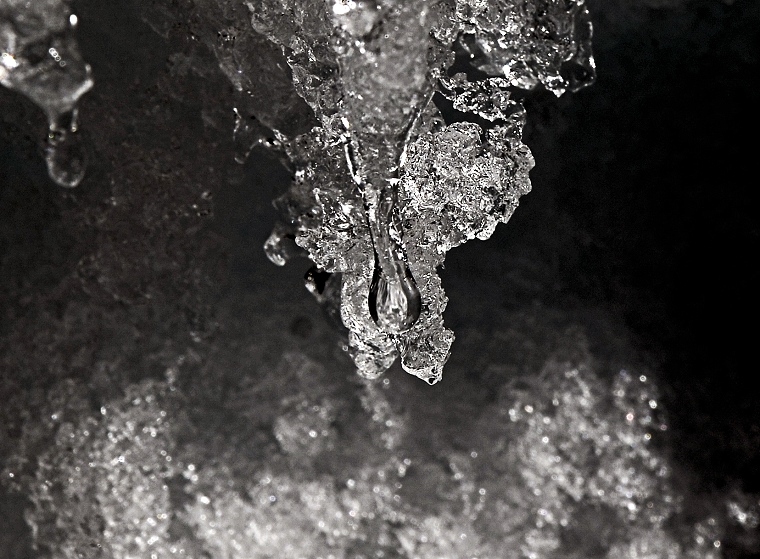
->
[233, 0, 595, 381]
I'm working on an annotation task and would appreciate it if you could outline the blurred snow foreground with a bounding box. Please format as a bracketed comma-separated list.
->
[4, 305, 754, 559]
[1, 0, 758, 558]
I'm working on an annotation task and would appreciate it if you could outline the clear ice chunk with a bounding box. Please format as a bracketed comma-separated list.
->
[455, 0, 596, 95]
[237, 0, 594, 382]
[264, 222, 302, 266]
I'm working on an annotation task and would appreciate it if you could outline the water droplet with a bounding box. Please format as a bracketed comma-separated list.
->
[45, 109, 87, 188]
[368, 252, 420, 334]
[363, 180, 421, 334]
[303, 266, 329, 294]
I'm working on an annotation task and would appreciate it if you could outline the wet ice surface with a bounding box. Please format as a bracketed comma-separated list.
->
[1, 0, 759, 558]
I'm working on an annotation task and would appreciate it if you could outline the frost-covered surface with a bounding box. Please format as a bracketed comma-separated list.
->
[2, 300, 750, 559]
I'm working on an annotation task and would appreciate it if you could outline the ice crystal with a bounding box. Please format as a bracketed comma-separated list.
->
[232, 0, 595, 382]
[0, 0, 92, 187]
[6, 379, 189, 558]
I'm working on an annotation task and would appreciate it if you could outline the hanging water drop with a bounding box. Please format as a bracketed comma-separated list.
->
[45, 109, 87, 188]
[359, 175, 422, 334]
[368, 250, 421, 334]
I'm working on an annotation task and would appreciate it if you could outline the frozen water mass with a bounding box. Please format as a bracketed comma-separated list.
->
[251, 0, 593, 383]
[1, 0, 758, 558]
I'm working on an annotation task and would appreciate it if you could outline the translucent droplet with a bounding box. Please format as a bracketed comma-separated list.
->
[368, 253, 421, 334]
[304, 266, 332, 298]
[45, 109, 87, 188]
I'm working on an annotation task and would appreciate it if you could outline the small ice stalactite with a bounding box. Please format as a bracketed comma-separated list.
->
[177, 0, 595, 382]
[0, 0, 93, 187]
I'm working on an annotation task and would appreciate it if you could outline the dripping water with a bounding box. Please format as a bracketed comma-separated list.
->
[365, 184, 421, 334]
[368, 248, 421, 334]
[45, 108, 87, 188]
[342, 136, 422, 334]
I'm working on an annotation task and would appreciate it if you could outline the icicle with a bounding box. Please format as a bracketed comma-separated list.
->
[0, 1, 93, 187]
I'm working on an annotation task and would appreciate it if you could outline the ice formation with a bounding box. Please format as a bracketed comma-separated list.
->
[241, 0, 596, 383]
[0, 0, 594, 382]
[0, 0, 92, 187]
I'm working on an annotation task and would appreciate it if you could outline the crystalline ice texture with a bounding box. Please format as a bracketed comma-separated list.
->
[6, 380, 187, 558]
[455, 0, 595, 95]
[161, 0, 591, 381]
[0, 0, 93, 187]
[239, 0, 595, 383]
